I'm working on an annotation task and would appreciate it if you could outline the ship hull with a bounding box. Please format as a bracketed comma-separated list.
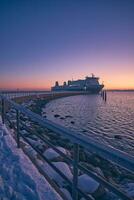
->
[86, 84, 104, 94]
[52, 84, 104, 94]
[52, 75, 104, 94]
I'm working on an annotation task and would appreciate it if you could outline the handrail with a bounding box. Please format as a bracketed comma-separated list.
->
[0, 94, 134, 200]
[0, 90, 88, 99]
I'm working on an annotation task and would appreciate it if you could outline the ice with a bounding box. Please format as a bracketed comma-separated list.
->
[122, 182, 134, 198]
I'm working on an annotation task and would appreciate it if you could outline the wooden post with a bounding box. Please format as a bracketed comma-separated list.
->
[104, 90, 107, 102]
[102, 90, 105, 100]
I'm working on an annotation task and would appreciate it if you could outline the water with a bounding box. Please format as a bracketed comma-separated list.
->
[43, 92, 134, 156]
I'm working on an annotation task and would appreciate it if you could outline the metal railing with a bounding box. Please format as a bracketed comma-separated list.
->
[0, 94, 134, 200]
[0, 90, 49, 99]
[0, 90, 88, 99]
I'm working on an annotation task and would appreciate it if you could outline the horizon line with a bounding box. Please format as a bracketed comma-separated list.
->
[0, 88, 134, 92]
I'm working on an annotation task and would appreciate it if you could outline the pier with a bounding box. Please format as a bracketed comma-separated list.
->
[0, 91, 134, 200]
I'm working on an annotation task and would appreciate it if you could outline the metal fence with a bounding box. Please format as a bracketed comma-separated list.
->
[0, 94, 134, 200]
[0, 90, 48, 99]
[0, 90, 88, 99]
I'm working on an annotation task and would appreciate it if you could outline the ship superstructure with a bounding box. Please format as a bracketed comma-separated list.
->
[51, 74, 104, 93]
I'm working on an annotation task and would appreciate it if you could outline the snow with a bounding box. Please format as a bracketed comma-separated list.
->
[78, 174, 100, 194]
[0, 118, 63, 200]
[80, 195, 95, 200]
[43, 147, 67, 160]
[122, 182, 134, 198]
[42, 162, 73, 186]
[94, 167, 104, 178]
[27, 137, 44, 148]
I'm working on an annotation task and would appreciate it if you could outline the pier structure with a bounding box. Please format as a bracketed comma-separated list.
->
[0, 92, 134, 200]
[0, 90, 89, 102]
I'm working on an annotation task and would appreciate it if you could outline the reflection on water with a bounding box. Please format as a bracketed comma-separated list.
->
[43, 92, 134, 155]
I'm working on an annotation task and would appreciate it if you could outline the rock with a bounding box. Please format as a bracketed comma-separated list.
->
[60, 117, 65, 120]
[78, 174, 100, 194]
[25, 146, 37, 158]
[42, 162, 73, 186]
[27, 138, 43, 148]
[20, 130, 29, 136]
[65, 115, 72, 118]
[25, 121, 31, 127]
[54, 114, 60, 118]
[78, 174, 105, 198]
[82, 130, 87, 133]
[114, 134, 122, 139]
[10, 108, 16, 113]
[70, 121, 75, 124]
[79, 151, 87, 162]
[10, 119, 17, 124]
[80, 194, 95, 200]
[60, 188, 73, 200]
[86, 153, 101, 166]
[92, 183, 105, 198]
[123, 182, 134, 198]
[94, 167, 105, 178]
[43, 147, 67, 160]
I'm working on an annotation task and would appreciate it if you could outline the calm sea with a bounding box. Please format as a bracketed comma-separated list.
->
[43, 92, 134, 156]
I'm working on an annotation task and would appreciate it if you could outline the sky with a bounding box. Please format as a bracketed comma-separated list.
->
[0, 0, 134, 90]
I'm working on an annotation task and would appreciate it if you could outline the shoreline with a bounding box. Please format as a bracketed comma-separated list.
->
[4, 93, 134, 199]
[13, 91, 92, 114]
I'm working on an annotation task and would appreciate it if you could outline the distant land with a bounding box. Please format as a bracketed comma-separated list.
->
[107, 89, 134, 92]
[0, 89, 134, 92]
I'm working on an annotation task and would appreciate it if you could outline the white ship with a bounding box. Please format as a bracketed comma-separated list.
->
[52, 74, 104, 94]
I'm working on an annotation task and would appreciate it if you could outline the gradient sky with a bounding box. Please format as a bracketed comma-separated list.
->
[0, 0, 134, 90]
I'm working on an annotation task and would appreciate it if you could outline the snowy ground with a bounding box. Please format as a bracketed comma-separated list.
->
[0, 118, 62, 200]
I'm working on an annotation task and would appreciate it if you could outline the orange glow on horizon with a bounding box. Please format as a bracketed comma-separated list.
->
[0, 63, 134, 91]
[0, 75, 134, 90]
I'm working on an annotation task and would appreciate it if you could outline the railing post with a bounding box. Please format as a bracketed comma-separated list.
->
[16, 109, 20, 148]
[72, 143, 79, 200]
[2, 97, 5, 124]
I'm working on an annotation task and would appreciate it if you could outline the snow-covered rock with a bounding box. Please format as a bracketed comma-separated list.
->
[94, 167, 105, 178]
[10, 108, 16, 113]
[60, 188, 73, 200]
[10, 119, 17, 124]
[21, 129, 29, 135]
[123, 182, 134, 198]
[25, 146, 37, 158]
[80, 194, 95, 200]
[43, 147, 67, 160]
[27, 138, 43, 148]
[25, 121, 31, 127]
[78, 174, 100, 194]
[42, 162, 73, 186]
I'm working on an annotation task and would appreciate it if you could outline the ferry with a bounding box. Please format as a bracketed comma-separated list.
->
[51, 74, 104, 94]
